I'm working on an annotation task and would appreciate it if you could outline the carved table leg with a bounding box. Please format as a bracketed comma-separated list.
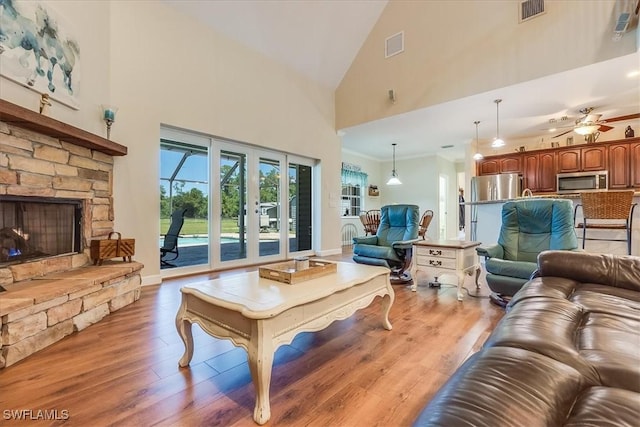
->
[175, 298, 194, 367]
[248, 321, 275, 425]
[381, 288, 395, 330]
[474, 265, 481, 289]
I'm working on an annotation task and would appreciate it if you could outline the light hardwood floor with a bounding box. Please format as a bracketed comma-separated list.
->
[0, 253, 504, 426]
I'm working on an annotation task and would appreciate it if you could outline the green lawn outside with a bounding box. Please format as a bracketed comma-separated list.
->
[160, 218, 238, 235]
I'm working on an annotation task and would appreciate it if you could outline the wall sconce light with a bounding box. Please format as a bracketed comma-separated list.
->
[101, 105, 118, 139]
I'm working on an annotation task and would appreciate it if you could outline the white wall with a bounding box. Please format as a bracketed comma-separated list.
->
[380, 154, 442, 240]
[1, 1, 343, 285]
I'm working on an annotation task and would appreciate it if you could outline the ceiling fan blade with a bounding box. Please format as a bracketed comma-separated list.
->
[601, 113, 640, 123]
[553, 129, 574, 138]
[598, 124, 614, 132]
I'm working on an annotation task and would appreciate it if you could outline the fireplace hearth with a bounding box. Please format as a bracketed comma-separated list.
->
[0, 196, 82, 267]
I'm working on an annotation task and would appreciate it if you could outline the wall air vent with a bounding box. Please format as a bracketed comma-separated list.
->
[519, 0, 545, 22]
[613, 11, 631, 40]
[385, 32, 404, 58]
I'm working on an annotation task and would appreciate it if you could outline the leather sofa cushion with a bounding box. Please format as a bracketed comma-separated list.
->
[496, 279, 640, 393]
[413, 346, 591, 427]
[537, 250, 640, 292]
[564, 387, 640, 426]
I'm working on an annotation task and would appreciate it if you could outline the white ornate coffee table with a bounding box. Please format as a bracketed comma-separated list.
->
[175, 262, 393, 425]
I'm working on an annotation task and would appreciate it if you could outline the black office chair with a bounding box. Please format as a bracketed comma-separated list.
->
[160, 208, 187, 267]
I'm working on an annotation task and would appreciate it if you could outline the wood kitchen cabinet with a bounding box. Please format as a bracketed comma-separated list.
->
[608, 142, 630, 189]
[607, 138, 640, 189]
[477, 154, 522, 175]
[556, 146, 607, 173]
[523, 151, 556, 192]
[475, 138, 636, 191]
[631, 141, 640, 188]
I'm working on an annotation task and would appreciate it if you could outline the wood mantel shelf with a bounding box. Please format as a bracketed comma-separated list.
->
[0, 99, 127, 156]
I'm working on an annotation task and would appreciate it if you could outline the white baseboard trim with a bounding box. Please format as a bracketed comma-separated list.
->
[142, 274, 162, 286]
[317, 248, 342, 257]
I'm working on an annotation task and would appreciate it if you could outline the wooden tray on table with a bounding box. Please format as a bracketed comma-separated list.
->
[259, 259, 337, 284]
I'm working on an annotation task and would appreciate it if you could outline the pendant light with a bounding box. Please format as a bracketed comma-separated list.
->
[386, 143, 402, 185]
[472, 120, 483, 160]
[491, 99, 505, 148]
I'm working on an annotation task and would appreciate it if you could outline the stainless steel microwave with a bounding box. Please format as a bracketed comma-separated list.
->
[556, 171, 608, 193]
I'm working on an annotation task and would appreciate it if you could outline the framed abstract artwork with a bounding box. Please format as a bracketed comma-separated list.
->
[0, 0, 81, 109]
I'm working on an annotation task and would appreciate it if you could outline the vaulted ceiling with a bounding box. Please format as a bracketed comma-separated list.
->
[164, 0, 640, 162]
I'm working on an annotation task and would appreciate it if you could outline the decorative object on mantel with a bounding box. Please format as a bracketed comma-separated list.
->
[626, 126, 635, 138]
[39, 93, 51, 114]
[90, 232, 135, 265]
[0, 99, 127, 155]
[0, 1, 81, 109]
[368, 185, 379, 196]
[101, 104, 118, 139]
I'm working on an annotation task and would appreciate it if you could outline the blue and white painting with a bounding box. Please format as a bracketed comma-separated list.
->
[0, 0, 80, 109]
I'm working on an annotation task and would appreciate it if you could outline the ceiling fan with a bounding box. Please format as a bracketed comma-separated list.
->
[552, 108, 640, 138]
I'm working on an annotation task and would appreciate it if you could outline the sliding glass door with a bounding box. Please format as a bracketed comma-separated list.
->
[160, 129, 314, 274]
[216, 142, 292, 267]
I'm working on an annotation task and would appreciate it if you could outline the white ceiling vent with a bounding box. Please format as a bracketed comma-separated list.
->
[385, 32, 404, 58]
[519, 0, 545, 23]
[612, 0, 638, 40]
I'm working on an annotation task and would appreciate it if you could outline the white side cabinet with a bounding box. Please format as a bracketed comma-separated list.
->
[410, 240, 481, 301]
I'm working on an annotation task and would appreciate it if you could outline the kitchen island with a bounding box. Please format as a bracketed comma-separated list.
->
[463, 191, 640, 256]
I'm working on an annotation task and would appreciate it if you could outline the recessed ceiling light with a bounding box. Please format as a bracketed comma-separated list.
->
[548, 128, 557, 132]
[627, 70, 640, 78]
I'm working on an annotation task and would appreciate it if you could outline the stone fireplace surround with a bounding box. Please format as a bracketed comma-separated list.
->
[0, 107, 143, 369]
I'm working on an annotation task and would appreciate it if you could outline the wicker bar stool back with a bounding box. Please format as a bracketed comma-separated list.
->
[574, 191, 637, 254]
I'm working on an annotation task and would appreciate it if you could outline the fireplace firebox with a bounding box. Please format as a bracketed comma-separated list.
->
[0, 196, 83, 267]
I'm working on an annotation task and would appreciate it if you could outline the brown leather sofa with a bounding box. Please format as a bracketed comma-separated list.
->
[413, 250, 640, 426]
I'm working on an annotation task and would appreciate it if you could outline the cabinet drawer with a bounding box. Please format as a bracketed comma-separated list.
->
[416, 247, 456, 259]
[416, 256, 456, 270]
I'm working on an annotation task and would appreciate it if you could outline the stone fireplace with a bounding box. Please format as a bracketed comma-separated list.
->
[0, 100, 143, 368]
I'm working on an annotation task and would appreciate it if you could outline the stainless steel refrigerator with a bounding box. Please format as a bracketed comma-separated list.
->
[469, 173, 521, 240]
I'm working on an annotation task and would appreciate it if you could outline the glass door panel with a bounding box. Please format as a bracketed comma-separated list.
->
[288, 162, 313, 253]
[220, 150, 247, 262]
[258, 157, 282, 257]
[159, 139, 209, 270]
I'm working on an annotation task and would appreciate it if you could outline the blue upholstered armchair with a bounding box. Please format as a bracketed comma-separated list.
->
[353, 204, 419, 283]
[476, 198, 578, 304]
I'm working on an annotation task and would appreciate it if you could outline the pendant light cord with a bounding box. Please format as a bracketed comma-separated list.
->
[495, 99, 501, 139]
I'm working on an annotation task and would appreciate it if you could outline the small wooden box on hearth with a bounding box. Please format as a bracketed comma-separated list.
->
[90, 232, 135, 265]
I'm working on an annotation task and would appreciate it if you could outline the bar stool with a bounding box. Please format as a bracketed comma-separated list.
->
[574, 191, 636, 255]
